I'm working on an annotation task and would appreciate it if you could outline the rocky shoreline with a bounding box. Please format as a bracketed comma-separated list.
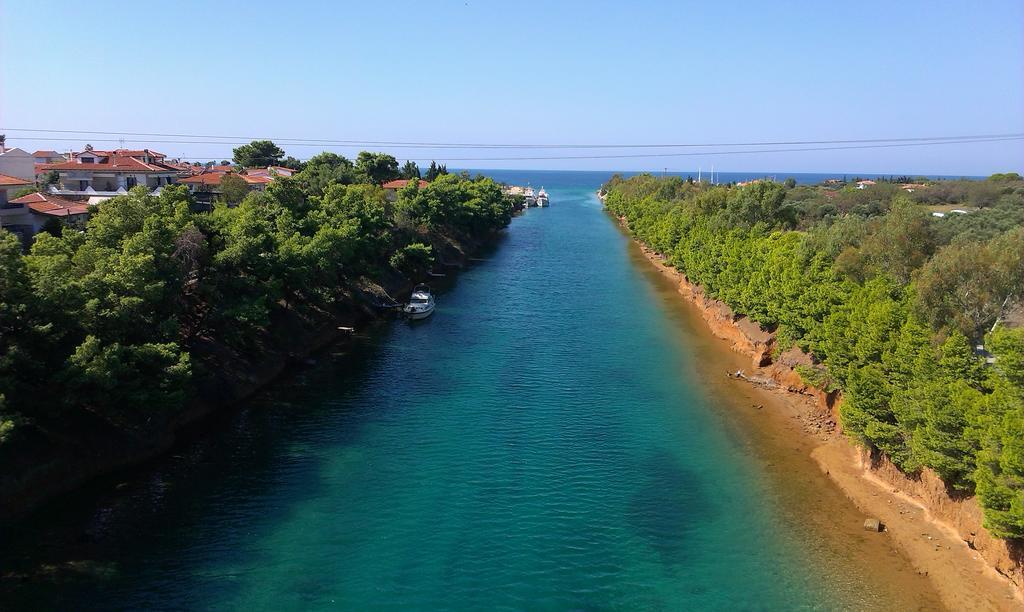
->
[620, 218, 1023, 609]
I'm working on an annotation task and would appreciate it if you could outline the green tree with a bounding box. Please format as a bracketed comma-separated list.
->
[424, 161, 448, 181]
[295, 152, 356, 197]
[974, 369, 1024, 538]
[232, 140, 286, 168]
[601, 171, 1024, 538]
[11, 186, 39, 199]
[914, 227, 1024, 338]
[219, 173, 250, 206]
[400, 160, 421, 180]
[988, 327, 1024, 389]
[390, 242, 434, 278]
[39, 170, 59, 189]
[722, 181, 797, 228]
[0, 230, 39, 415]
[355, 151, 400, 185]
[280, 156, 305, 170]
[859, 197, 935, 284]
[38, 217, 64, 237]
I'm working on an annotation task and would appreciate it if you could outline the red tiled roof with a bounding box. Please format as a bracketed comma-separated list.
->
[112, 148, 165, 158]
[71, 150, 115, 158]
[178, 171, 271, 186]
[9, 192, 90, 216]
[382, 179, 429, 189]
[208, 165, 236, 173]
[164, 161, 203, 174]
[0, 173, 32, 186]
[32, 150, 62, 158]
[38, 155, 179, 173]
[244, 167, 293, 178]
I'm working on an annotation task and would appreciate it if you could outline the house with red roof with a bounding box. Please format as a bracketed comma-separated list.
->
[178, 170, 273, 204]
[245, 165, 299, 179]
[382, 178, 429, 200]
[0, 192, 91, 243]
[0, 172, 33, 207]
[32, 150, 66, 164]
[37, 146, 180, 203]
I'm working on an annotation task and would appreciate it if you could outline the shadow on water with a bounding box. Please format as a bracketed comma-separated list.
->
[0, 229, 513, 608]
[0, 322, 396, 607]
[627, 450, 711, 566]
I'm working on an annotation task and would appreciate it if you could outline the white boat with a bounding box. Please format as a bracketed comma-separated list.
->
[523, 186, 536, 207]
[536, 187, 549, 207]
[403, 284, 435, 320]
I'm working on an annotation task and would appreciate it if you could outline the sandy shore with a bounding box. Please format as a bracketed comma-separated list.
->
[624, 234, 1022, 611]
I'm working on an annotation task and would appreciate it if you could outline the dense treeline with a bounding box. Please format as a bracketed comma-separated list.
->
[603, 173, 1024, 538]
[0, 156, 512, 451]
[786, 175, 1024, 234]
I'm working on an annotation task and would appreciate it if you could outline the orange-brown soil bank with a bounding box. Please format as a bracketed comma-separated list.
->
[630, 236, 1023, 610]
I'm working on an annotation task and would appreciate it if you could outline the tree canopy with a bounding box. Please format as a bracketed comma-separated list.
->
[355, 151, 400, 185]
[232, 140, 286, 168]
[218, 173, 250, 205]
[0, 155, 515, 493]
[604, 173, 1024, 538]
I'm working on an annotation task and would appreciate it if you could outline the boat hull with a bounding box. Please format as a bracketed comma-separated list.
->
[405, 304, 435, 320]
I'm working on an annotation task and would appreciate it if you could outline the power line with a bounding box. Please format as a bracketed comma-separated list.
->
[135, 137, 1024, 162]
[7, 134, 1020, 163]
[18, 135, 1024, 162]
[404, 136, 1024, 161]
[160, 136, 1024, 163]
[3, 127, 1022, 149]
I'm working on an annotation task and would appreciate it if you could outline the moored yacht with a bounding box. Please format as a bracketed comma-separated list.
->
[536, 187, 549, 207]
[523, 186, 536, 207]
[403, 284, 435, 320]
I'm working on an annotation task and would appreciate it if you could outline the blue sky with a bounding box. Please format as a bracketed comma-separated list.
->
[2, 0, 1022, 174]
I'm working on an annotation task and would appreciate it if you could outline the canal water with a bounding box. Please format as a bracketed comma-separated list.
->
[1, 171, 939, 610]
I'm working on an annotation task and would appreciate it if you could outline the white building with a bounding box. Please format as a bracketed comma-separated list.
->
[37, 147, 179, 203]
[0, 147, 35, 182]
[0, 192, 89, 244]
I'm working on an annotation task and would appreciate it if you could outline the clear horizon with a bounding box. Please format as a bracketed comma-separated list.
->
[2, 0, 1022, 175]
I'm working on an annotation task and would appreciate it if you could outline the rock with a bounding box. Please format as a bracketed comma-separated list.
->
[863, 518, 883, 532]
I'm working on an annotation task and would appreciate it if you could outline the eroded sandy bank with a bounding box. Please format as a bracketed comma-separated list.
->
[625, 231, 1022, 611]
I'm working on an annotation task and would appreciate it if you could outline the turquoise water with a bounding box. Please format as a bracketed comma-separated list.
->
[1, 173, 927, 609]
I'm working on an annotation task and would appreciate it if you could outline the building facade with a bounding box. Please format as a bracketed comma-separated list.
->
[37, 147, 180, 203]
